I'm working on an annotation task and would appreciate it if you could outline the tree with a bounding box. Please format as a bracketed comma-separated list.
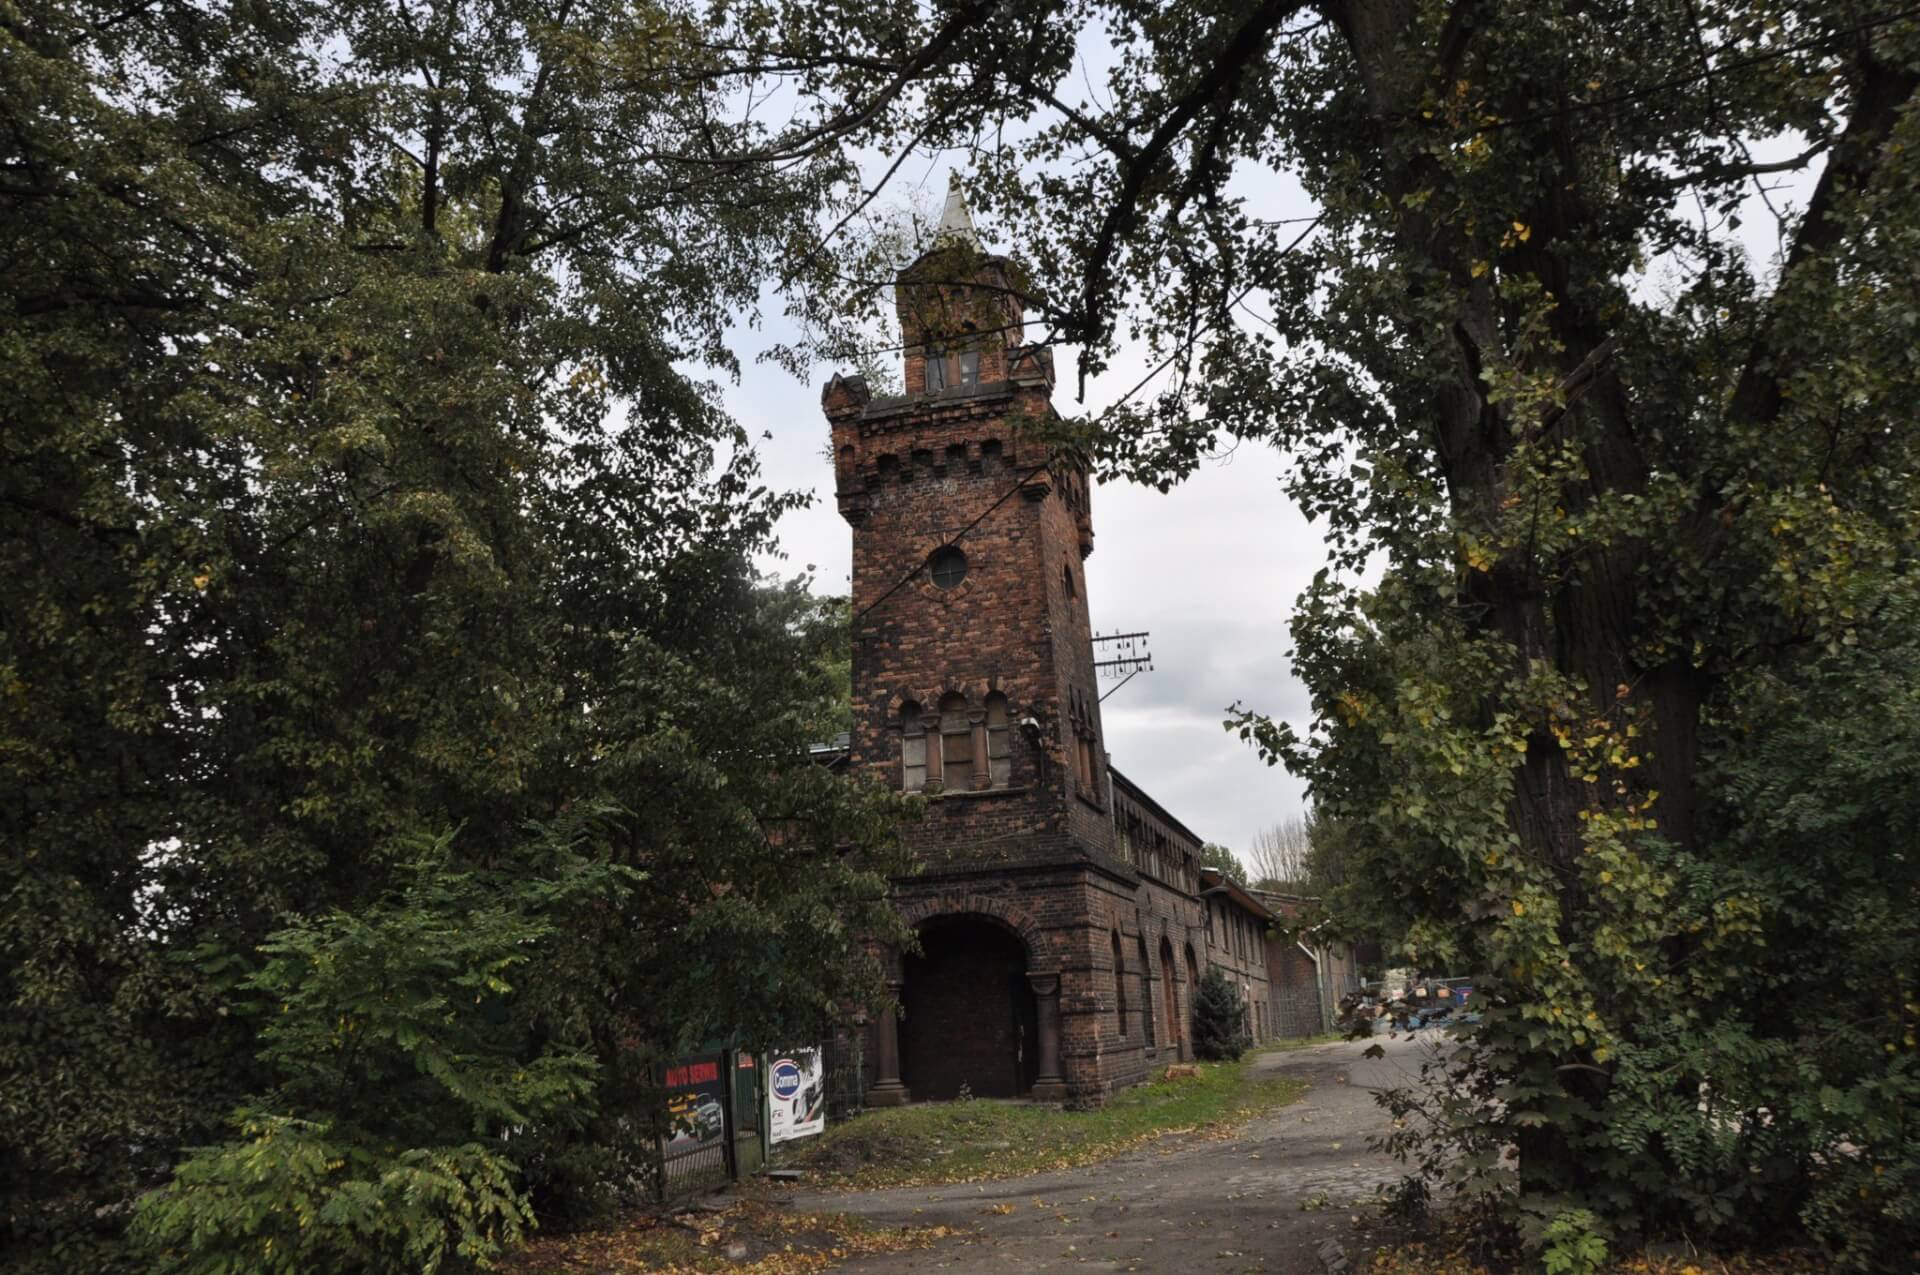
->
[1, 2, 918, 1269]
[1190, 966, 1251, 1062]
[1247, 816, 1312, 892]
[724, 0, 1920, 1265]
[1199, 842, 1249, 887]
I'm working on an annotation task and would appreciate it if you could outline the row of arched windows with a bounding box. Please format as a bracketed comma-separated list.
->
[1110, 928, 1201, 1052]
[899, 692, 1012, 793]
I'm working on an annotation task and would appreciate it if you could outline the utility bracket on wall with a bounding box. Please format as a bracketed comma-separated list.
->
[1093, 630, 1154, 703]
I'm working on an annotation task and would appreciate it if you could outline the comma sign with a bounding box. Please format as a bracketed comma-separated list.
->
[769, 1047, 825, 1146]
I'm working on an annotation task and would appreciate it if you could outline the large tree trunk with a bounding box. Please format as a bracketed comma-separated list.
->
[1329, 0, 1704, 1194]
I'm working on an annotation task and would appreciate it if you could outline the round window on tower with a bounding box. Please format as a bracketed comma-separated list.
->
[927, 545, 969, 589]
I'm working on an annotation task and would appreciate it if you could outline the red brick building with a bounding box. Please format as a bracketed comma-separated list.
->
[1254, 891, 1364, 1038]
[822, 185, 1275, 1105]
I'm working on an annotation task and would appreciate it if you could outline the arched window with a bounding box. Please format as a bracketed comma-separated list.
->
[1160, 936, 1179, 1049]
[938, 693, 971, 790]
[1075, 730, 1100, 793]
[900, 701, 926, 792]
[985, 693, 1011, 786]
[1111, 930, 1128, 1039]
[1137, 934, 1155, 1048]
[1187, 945, 1203, 1045]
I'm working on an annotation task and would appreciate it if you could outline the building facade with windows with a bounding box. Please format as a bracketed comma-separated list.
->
[821, 184, 1275, 1105]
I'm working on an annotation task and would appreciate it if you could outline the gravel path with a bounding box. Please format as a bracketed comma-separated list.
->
[781, 1034, 1442, 1274]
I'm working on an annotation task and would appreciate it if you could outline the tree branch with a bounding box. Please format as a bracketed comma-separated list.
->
[1075, 0, 1309, 392]
[1648, 139, 1831, 193]
[1727, 52, 1919, 427]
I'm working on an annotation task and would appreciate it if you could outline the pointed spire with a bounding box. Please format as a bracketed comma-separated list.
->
[935, 171, 980, 247]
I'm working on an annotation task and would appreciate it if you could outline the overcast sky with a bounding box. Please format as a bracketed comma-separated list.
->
[730, 165, 1327, 866]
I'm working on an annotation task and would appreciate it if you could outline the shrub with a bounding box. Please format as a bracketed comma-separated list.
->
[1191, 966, 1251, 1062]
[133, 834, 608, 1274]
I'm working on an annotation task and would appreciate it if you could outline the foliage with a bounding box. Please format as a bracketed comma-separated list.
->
[138, 1118, 532, 1275]
[1537, 1209, 1609, 1275]
[0, 0, 917, 1268]
[785, 590, 856, 742]
[1199, 842, 1250, 887]
[1191, 966, 1251, 1062]
[135, 826, 613, 1274]
[728, 0, 1920, 1264]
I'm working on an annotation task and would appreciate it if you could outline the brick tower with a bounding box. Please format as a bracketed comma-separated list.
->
[822, 184, 1110, 863]
[821, 181, 1239, 1105]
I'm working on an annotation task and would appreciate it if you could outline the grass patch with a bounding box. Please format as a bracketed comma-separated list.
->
[782, 1053, 1307, 1190]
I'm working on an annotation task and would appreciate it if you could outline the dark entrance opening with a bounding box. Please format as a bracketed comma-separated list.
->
[900, 916, 1038, 1099]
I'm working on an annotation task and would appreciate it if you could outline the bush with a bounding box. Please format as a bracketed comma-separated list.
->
[133, 833, 609, 1274]
[1191, 966, 1251, 1062]
[135, 1117, 532, 1275]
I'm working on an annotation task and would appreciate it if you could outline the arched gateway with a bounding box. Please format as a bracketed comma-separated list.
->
[864, 907, 1068, 1106]
[903, 916, 1035, 1098]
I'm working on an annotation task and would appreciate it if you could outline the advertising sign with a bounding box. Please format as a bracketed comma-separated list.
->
[768, 1048, 826, 1145]
[662, 1053, 727, 1152]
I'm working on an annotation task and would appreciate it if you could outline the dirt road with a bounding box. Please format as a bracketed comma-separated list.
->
[785, 1034, 1440, 1274]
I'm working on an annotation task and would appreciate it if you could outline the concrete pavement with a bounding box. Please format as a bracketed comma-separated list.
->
[783, 1034, 1443, 1274]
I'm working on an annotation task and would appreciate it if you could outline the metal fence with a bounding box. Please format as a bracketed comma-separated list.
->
[661, 1133, 732, 1199]
[820, 1026, 867, 1122]
[1271, 982, 1326, 1038]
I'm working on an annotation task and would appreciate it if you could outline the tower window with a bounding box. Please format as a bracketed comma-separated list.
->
[938, 692, 972, 777]
[986, 693, 1012, 786]
[927, 545, 968, 589]
[954, 350, 980, 389]
[924, 346, 947, 391]
[900, 700, 927, 793]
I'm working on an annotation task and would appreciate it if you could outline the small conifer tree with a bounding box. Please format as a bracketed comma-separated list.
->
[1191, 966, 1250, 1062]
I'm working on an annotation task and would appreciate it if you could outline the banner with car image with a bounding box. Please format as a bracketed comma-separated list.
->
[661, 1052, 728, 1153]
[768, 1047, 825, 1144]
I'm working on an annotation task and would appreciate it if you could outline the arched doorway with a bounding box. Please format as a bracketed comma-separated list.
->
[1159, 936, 1180, 1056]
[900, 916, 1038, 1099]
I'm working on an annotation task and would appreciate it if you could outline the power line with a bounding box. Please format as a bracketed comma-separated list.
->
[853, 457, 1056, 624]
